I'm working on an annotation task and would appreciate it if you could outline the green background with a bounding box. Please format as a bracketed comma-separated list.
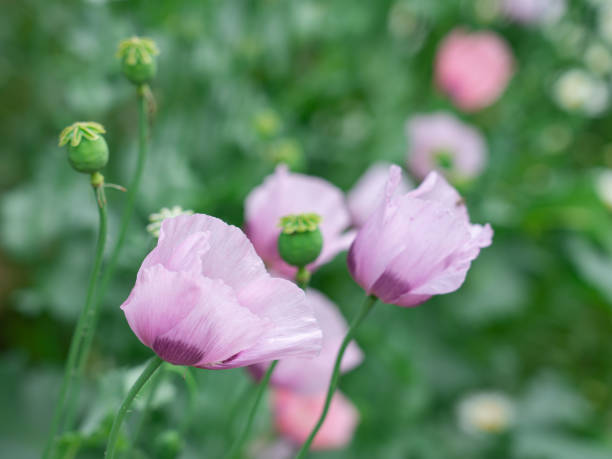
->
[2, 0, 612, 457]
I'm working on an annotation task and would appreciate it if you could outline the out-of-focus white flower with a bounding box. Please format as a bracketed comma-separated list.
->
[596, 169, 612, 209]
[147, 206, 194, 238]
[457, 392, 515, 434]
[585, 42, 612, 76]
[553, 69, 609, 116]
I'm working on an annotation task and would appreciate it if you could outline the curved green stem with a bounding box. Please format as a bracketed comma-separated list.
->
[131, 364, 164, 448]
[43, 184, 108, 459]
[227, 360, 279, 459]
[295, 295, 378, 459]
[105, 356, 163, 459]
[67, 86, 150, 429]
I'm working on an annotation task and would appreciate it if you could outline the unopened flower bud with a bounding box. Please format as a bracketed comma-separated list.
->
[277, 213, 323, 268]
[58, 121, 109, 174]
[117, 36, 159, 85]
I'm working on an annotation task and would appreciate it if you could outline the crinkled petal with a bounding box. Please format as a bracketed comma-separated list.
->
[122, 264, 269, 366]
[211, 277, 322, 368]
[250, 289, 363, 393]
[150, 214, 269, 289]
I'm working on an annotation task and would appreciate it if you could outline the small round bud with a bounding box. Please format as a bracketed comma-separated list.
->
[59, 122, 109, 174]
[117, 36, 160, 85]
[277, 213, 323, 268]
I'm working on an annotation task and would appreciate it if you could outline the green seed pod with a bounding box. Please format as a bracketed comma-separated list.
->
[117, 36, 159, 85]
[59, 122, 109, 174]
[277, 213, 323, 268]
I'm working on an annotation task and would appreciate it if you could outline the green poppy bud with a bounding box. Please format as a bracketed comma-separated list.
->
[117, 36, 159, 85]
[59, 121, 109, 174]
[277, 213, 323, 268]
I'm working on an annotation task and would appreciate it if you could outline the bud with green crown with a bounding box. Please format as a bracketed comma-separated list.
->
[59, 121, 109, 173]
[117, 36, 159, 85]
[277, 213, 323, 268]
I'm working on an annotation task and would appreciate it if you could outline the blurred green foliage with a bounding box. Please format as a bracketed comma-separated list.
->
[2, 0, 612, 458]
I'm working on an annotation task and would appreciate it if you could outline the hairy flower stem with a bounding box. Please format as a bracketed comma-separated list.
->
[105, 356, 163, 459]
[43, 182, 108, 459]
[295, 294, 378, 459]
[64, 86, 150, 430]
[227, 360, 279, 459]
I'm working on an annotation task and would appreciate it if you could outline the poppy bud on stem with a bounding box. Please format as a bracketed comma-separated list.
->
[278, 213, 323, 290]
[43, 123, 111, 459]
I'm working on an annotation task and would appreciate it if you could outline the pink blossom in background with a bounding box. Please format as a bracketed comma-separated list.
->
[406, 112, 487, 182]
[249, 289, 363, 393]
[502, 0, 566, 25]
[348, 166, 492, 307]
[245, 164, 354, 278]
[121, 214, 322, 369]
[435, 29, 514, 111]
[348, 162, 412, 227]
[272, 388, 359, 450]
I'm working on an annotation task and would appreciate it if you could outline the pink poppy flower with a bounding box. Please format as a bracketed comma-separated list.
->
[435, 29, 514, 112]
[406, 112, 487, 182]
[272, 388, 359, 450]
[245, 165, 354, 278]
[249, 289, 363, 393]
[121, 214, 322, 368]
[348, 162, 413, 228]
[348, 166, 492, 307]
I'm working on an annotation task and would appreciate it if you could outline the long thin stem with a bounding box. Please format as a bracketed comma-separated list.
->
[105, 356, 163, 459]
[131, 364, 165, 448]
[295, 295, 378, 459]
[227, 360, 279, 459]
[43, 185, 108, 459]
[67, 86, 150, 429]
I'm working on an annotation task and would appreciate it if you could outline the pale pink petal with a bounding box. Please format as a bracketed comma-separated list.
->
[122, 265, 268, 365]
[272, 389, 359, 450]
[348, 162, 412, 228]
[250, 289, 363, 393]
[217, 277, 322, 368]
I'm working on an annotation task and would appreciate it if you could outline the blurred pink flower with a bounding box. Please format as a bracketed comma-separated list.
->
[272, 388, 359, 450]
[348, 166, 492, 307]
[348, 162, 412, 227]
[245, 164, 354, 278]
[249, 289, 363, 393]
[502, 0, 565, 24]
[121, 214, 322, 368]
[435, 29, 514, 111]
[406, 112, 487, 182]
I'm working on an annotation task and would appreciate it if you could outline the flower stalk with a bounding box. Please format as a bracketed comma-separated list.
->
[43, 175, 108, 459]
[295, 294, 378, 458]
[105, 356, 164, 459]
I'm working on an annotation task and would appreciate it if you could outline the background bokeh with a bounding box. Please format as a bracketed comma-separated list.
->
[2, 0, 612, 458]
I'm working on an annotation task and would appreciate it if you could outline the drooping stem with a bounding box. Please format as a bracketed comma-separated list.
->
[68, 85, 150, 428]
[295, 295, 378, 459]
[105, 356, 163, 459]
[131, 364, 165, 448]
[43, 181, 108, 459]
[227, 360, 279, 459]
